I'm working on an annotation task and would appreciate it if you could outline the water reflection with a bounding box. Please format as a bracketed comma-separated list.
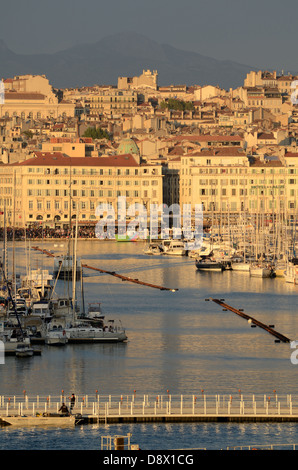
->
[1, 240, 298, 398]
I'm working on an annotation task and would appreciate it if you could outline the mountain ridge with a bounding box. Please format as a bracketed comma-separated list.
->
[0, 32, 256, 89]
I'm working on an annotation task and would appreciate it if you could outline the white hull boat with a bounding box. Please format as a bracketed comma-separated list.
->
[45, 329, 68, 346]
[249, 265, 273, 278]
[284, 264, 298, 284]
[1, 414, 76, 427]
[64, 323, 127, 343]
[143, 242, 162, 255]
[159, 240, 186, 256]
[231, 262, 250, 272]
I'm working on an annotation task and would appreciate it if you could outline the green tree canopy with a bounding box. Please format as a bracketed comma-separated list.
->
[160, 99, 194, 112]
[83, 127, 111, 140]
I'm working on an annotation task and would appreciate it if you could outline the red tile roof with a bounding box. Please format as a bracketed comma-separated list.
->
[188, 147, 246, 157]
[172, 134, 243, 142]
[11, 152, 140, 167]
[285, 152, 298, 158]
[5, 92, 46, 100]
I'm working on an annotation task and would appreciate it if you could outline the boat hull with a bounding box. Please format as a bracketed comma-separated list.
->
[0, 415, 76, 427]
[195, 260, 225, 272]
[250, 268, 272, 278]
[231, 263, 250, 272]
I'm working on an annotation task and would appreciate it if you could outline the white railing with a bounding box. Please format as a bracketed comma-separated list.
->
[1, 393, 298, 419]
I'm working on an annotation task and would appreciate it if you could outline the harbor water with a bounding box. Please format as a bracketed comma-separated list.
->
[1, 239, 298, 450]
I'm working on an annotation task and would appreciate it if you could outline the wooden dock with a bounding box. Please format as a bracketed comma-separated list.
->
[208, 298, 291, 343]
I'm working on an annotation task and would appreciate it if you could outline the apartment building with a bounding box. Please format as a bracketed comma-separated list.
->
[0, 75, 74, 119]
[179, 148, 292, 216]
[0, 152, 163, 228]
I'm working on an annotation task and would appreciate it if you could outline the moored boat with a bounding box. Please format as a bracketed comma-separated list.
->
[195, 257, 225, 272]
[159, 239, 186, 256]
[53, 255, 81, 280]
[249, 264, 274, 278]
[15, 343, 34, 357]
[45, 327, 68, 346]
[143, 242, 162, 255]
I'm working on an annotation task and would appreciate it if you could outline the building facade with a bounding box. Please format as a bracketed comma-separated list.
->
[0, 152, 163, 228]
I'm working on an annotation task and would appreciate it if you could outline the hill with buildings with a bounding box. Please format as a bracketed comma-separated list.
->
[0, 32, 255, 89]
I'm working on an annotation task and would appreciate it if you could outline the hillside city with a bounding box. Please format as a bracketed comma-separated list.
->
[0, 69, 298, 238]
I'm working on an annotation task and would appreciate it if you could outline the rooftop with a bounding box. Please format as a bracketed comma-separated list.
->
[11, 152, 140, 167]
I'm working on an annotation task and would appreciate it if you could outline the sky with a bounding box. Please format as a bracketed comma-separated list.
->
[0, 0, 297, 72]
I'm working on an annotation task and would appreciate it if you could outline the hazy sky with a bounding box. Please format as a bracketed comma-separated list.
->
[1, 0, 297, 72]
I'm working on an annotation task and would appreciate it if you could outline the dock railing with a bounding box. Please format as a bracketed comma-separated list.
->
[1, 393, 298, 419]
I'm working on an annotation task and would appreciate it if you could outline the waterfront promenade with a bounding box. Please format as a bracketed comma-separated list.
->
[2, 393, 298, 424]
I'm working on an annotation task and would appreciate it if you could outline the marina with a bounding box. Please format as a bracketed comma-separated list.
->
[1, 238, 298, 449]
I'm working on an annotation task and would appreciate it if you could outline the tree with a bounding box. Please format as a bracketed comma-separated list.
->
[83, 127, 111, 140]
[22, 130, 33, 140]
[159, 99, 194, 112]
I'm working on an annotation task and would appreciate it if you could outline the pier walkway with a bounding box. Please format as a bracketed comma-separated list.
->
[2, 393, 298, 424]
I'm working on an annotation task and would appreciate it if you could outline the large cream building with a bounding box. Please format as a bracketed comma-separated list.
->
[179, 148, 295, 218]
[0, 151, 163, 228]
[0, 74, 75, 119]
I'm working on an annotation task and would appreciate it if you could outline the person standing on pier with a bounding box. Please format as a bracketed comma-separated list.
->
[70, 394, 76, 412]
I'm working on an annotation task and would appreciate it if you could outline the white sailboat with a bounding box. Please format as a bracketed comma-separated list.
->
[51, 220, 128, 343]
[283, 262, 298, 284]
[249, 264, 273, 278]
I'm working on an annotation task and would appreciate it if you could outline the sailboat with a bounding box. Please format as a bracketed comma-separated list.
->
[51, 219, 128, 343]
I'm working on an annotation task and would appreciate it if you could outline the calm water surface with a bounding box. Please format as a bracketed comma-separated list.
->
[1, 239, 298, 450]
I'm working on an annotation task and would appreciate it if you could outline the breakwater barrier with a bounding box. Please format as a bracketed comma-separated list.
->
[2, 393, 298, 424]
